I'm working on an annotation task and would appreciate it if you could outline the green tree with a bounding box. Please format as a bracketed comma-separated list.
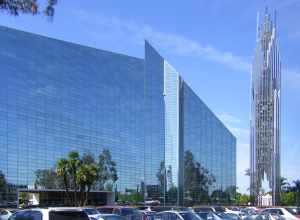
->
[225, 185, 237, 204]
[76, 163, 98, 206]
[56, 151, 100, 206]
[281, 191, 296, 206]
[235, 192, 250, 206]
[66, 151, 82, 205]
[34, 169, 64, 189]
[292, 180, 300, 207]
[184, 150, 215, 205]
[56, 158, 71, 204]
[97, 149, 118, 190]
[0, 170, 6, 190]
[0, 0, 57, 17]
[280, 177, 290, 192]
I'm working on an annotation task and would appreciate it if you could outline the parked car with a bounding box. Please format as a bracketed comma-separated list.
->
[8, 207, 90, 220]
[217, 212, 241, 220]
[195, 211, 222, 220]
[286, 208, 300, 219]
[157, 211, 202, 220]
[138, 211, 158, 220]
[213, 207, 228, 214]
[100, 214, 127, 220]
[83, 208, 103, 220]
[261, 208, 299, 220]
[194, 207, 216, 213]
[0, 209, 16, 220]
[97, 207, 139, 216]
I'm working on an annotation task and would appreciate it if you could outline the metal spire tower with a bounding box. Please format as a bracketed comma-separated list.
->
[250, 8, 281, 206]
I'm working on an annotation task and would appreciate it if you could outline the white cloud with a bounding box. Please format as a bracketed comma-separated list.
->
[75, 10, 300, 93]
[74, 10, 251, 73]
[217, 112, 243, 124]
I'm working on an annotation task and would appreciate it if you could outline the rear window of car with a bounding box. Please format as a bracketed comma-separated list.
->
[49, 211, 89, 220]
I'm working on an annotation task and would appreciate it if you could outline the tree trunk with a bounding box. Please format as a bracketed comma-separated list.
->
[63, 175, 71, 205]
[85, 185, 91, 206]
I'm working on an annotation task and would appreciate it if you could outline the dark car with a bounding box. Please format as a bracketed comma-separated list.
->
[196, 212, 222, 220]
[194, 208, 216, 214]
[213, 207, 226, 213]
[217, 213, 241, 220]
[101, 214, 127, 220]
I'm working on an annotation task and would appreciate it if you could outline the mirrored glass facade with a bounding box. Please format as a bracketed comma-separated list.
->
[0, 26, 236, 206]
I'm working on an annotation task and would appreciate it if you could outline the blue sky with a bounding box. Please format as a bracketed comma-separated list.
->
[1, 0, 300, 194]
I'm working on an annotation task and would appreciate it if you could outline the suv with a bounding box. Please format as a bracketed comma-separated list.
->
[8, 207, 90, 220]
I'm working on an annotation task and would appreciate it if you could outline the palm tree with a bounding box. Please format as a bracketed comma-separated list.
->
[76, 163, 98, 206]
[56, 158, 71, 204]
[67, 151, 81, 205]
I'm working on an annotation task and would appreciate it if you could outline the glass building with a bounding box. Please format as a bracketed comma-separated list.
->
[0, 26, 236, 206]
[250, 9, 281, 205]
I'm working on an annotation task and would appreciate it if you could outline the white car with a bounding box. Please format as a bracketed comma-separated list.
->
[83, 208, 103, 220]
[8, 207, 90, 220]
[158, 211, 202, 220]
[0, 209, 15, 220]
[261, 208, 298, 220]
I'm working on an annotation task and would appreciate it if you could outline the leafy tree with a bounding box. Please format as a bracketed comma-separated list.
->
[76, 163, 98, 206]
[55, 151, 102, 206]
[56, 158, 71, 204]
[0, 170, 6, 190]
[280, 177, 290, 192]
[235, 192, 250, 205]
[97, 149, 118, 190]
[82, 153, 96, 165]
[281, 191, 296, 206]
[66, 151, 82, 205]
[167, 186, 178, 204]
[184, 150, 215, 205]
[34, 169, 64, 189]
[211, 189, 229, 204]
[292, 180, 300, 207]
[0, 170, 7, 203]
[225, 185, 237, 204]
[0, 0, 57, 17]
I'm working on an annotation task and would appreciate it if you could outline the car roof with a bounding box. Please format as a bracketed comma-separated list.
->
[21, 207, 86, 212]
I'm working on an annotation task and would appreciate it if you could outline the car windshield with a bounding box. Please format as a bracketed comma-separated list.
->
[49, 211, 89, 220]
[180, 212, 201, 220]
[84, 209, 99, 215]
